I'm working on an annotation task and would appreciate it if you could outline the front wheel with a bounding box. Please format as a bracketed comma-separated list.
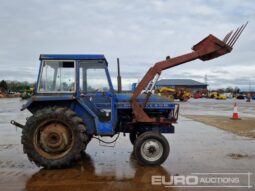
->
[134, 132, 169, 165]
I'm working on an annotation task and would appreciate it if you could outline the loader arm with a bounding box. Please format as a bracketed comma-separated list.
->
[131, 22, 248, 123]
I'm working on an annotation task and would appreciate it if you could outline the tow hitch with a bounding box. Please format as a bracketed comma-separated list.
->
[10, 120, 25, 129]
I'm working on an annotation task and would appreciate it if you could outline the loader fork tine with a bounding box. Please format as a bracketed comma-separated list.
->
[227, 22, 248, 47]
[227, 26, 242, 46]
[222, 30, 233, 43]
[229, 21, 248, 47]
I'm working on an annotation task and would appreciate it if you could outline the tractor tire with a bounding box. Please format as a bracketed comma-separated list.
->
[21, 107, 89, 169]
[129, 131, 138, 145]
[134, 132, 169, 166]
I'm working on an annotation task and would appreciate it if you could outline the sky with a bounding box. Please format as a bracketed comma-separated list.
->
[0, 0, 254, 90]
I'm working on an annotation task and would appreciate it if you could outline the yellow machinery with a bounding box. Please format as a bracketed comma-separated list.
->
[21, 87, 35, 99]
[158, 87, 191, 102]
[209, 92, 227, 100]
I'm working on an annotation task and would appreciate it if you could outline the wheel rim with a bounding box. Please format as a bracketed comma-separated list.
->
[140, 138, 163, 162]
[33, 121, 74, 160]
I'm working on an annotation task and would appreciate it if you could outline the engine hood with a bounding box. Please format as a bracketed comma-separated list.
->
[116, 93, 176, 109]
[116, 93, 169, 102]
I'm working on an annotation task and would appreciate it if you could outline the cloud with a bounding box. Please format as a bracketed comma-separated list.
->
[211, 70, 230, 74]
[0, 0, 254, 90]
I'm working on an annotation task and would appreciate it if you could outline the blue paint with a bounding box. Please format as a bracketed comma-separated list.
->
[131, 83, 137, 92]
[116, 93, 175, 109]
[40, 54, 108, 65]
[35, 61, 43, 94]
[136, 125, 175, 134]
[40, 54, 106, 60]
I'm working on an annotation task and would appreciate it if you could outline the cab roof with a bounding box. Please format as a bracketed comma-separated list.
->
[39, 54, 106, 61]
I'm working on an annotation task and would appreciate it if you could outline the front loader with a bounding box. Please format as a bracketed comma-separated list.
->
[11, 23, 247, 168]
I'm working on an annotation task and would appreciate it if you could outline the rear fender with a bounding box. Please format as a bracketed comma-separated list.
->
[21, 96, 97, 135]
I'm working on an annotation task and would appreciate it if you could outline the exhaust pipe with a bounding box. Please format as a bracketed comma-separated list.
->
[117, 58, 122, 93]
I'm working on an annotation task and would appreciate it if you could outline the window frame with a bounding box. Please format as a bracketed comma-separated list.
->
[37, 60, 76, 94]
[79, 61, 111, 93]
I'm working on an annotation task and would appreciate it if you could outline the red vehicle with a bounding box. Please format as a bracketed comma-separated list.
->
[193, 93, 203, 99]
[193, 89, 207, 99]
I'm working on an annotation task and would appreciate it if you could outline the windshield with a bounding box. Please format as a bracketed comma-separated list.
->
[79, 60, 110, 93]
[38, 61, 75, 93]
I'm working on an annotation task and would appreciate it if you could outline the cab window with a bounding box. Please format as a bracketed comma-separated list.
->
[79, 61, 110, 93]
[38, 61, 75, 93]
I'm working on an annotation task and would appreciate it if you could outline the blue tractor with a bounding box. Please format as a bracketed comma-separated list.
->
[11, 23, 246, 168]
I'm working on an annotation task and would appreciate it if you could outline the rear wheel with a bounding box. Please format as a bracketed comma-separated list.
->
[22, 107, 89, 169]
[134, 132, 169, 165]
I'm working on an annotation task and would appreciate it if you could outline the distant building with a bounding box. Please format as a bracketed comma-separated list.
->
[156, 79, 208, 93]
[242, 91, 255, 97]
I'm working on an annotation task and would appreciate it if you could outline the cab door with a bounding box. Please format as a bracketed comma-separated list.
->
[79, 60, 117, 135]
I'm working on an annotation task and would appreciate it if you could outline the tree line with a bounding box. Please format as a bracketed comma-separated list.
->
[210, 86, 240, 94]
[0, 80, 35, 93]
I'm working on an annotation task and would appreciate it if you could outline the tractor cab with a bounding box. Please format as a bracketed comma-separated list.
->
[35, 54, 117, 135]
[37, 54, 114, 95]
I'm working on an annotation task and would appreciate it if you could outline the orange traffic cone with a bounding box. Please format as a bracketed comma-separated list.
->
[232, 102, 240, 120]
